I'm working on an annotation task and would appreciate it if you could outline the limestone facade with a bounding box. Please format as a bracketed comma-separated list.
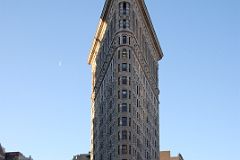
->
[88, 0, 163, 160]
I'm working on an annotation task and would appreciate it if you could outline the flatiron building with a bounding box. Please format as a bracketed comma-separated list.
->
[88, 0, 163, 159]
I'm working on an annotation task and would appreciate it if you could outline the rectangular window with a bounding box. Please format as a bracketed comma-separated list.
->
[118, 145, 120, 155]
[121, 117, 127, 126]
[122, 63, 127, 71]
[122, 36, 127, 44]
[122, 130, 128, 140]
[122, 103, 127, 112]
[122, 145, 128, 154]
[123, 2, 127, 15]
[129, 64, 131, 72]
[122, 49, 127, 58]
[123, 19, 127, 29]
[122, 90, 127, 98]
[122, 76, 127, 84]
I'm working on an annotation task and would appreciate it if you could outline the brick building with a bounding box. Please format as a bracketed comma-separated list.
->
[160, 151, 184, 160]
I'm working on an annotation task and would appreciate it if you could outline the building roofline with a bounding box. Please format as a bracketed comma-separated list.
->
[88, 0, 163, 65]
[178, 153, 184, 160]
[139, 0, 164, 60]
[88, 0, 112, 65]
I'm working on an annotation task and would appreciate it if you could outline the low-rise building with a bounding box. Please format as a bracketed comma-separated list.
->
[72, 154, 90, 160]
[5, 152, 32, 160]
[160, 151, 184, 160]
[0, 144, 5, 160]
[0, 143, 33, 160]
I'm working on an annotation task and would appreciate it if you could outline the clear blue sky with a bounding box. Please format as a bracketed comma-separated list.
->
[0, 0, 239, 160]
